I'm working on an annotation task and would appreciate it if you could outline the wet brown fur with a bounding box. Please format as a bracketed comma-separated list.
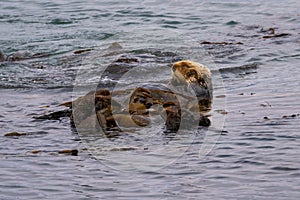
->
[171, 60, 212, 91]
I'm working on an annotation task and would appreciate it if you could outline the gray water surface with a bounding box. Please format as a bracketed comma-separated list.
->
[1, 0, 300, 199]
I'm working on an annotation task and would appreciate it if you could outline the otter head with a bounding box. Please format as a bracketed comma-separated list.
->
[171, 60, 212, 98]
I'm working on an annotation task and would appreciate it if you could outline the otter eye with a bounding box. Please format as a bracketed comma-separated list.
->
[186, 70, 197, 77]
[184, 65, 191, 68]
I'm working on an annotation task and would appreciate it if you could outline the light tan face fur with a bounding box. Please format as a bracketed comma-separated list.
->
[171, 60, 212, 90]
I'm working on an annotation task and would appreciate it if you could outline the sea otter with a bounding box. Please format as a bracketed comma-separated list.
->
[69, 59, 212, 134]
[36, 58, 212, 134]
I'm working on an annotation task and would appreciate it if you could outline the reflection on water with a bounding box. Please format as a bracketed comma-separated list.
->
[1, 0, 300, 199]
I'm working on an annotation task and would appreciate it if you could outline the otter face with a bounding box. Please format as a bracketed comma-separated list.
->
[171, 60, 212, 98]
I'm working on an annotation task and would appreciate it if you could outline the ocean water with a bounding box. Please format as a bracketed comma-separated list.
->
[1, 0, 300, 199]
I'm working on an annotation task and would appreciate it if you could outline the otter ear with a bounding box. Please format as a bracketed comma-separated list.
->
[171, 64, 176, 72]
[172, 63, 183, 72]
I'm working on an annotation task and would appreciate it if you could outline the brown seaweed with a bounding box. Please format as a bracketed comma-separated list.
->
[201, 41, 243, 45]
[4, 132, 27, 137]
[73, 48, 94, 54]
[262, 33, 290, 39]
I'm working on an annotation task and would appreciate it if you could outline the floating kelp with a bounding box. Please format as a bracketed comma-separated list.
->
[259, 26, 291, 39]
[73, 48, 94, 54]
[262, 33, 290, 39]
[201, 41, 243, 45]
[58, 149, 78, 156]
[28, 149, 79, 156]
[4, 132, 27, 137]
